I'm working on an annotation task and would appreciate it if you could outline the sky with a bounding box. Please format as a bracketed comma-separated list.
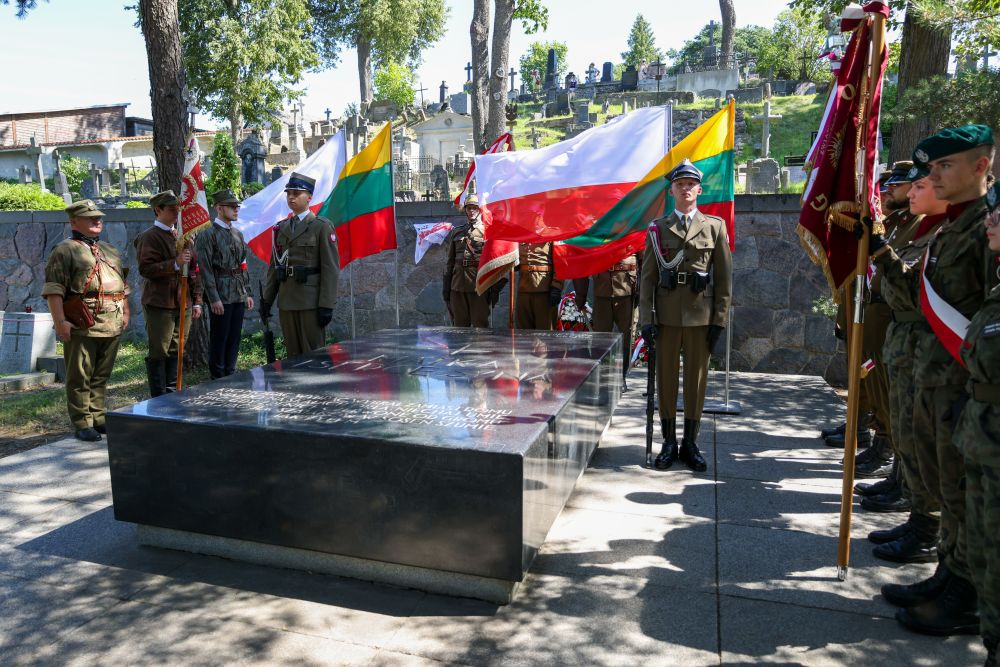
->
[0, 0, 789, 129]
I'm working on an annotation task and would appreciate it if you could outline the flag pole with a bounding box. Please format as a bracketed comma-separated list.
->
[392, 122, 401, 327]
[837, 9, 886, 581]
[349, 262, 356, 339]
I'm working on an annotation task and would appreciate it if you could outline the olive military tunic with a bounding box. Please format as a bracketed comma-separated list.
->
[196, 219, 251, 378]
[443, 221, 490, 327]
[41, 236, 129, 430]
[263, 211, 340, 357]
[516, 242, 563, 330]
[639, 210, 732, 419]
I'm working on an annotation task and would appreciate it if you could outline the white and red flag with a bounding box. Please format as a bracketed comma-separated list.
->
[454, 133, 512, 208]
[178, 133, 212, 246]
[413, 221, 453, 264]
[236, 130, 347, 263]
[473, 106, 671, 243]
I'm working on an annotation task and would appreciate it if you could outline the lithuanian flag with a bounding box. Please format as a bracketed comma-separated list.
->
[319, 123, 397, 268]
[553, 100, 735, 280]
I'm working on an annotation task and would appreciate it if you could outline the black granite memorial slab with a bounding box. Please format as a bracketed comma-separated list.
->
[108, 328, 621, 592]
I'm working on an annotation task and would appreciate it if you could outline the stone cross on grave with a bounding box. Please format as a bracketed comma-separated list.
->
[324, 107, 332, 122]
[89, 163, 101, 194]
[509, 67, 516, 92]
[530, 126, 539, 150]
[465, 61, 473, 82]
[752, 85, 782, 158]
[708, 20, 716, 46]
[26, 136, 46, 192]
[415, 83, 427, 107]
[983, 42, 997, 69]
[7, 319, 31, 353]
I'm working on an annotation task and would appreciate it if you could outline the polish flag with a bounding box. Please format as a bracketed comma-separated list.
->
[454, 133, 512, 207]
[236, 131, 347, 264]
[474, 106, 671, 242]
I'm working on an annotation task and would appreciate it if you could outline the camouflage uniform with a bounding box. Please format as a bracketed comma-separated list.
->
[443, 220, 490, 327]
[41, 234, 129, 430]
[961, 281, 1000, 643]
[913, 199, 997, 581]
[877, 213, 946, 522]
[196, 219, 250, 378]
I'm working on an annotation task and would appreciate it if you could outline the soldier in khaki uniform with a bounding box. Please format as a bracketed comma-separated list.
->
[196, 189, 253, 379]
[135, 190, 203, 397]
[42, 200, 130, 441]
[870, 125, 997, 636]
[639, 159, 733, 472]
[443, 195, 493, 327]
[516, 242, 563, 330]
[262, 172, 340, 357]
[574, 254, 640, 377]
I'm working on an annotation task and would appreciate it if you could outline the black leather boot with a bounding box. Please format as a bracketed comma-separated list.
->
[861, 485, 911, 512]
[896, 573, 980, 636]
[855, 464, 898, 497]
[164, 356, 178, 393]
[820, 421, 846, 439]
[679, 419, 707, 472]
[869, 519, 910, 545]
[873, 511, 938, 563]
[145, 357, 165, 398]
[826, 428, 872, 448]
[856, 435, 894, 478]
[654, 418, 678, 470]
[882, 560, 951, 607]
[984, 635, 998, 667]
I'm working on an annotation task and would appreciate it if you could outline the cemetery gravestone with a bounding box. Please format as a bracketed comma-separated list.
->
[748, 158, 780, 194]
[0, 312, 57, 375]
[556, 91, 574, 115]
[621, 65, 639, 91]
[449, 92, 470, 115]
[576, 101, 591, 125]
[238, 133, 267, 185]
[430, 164, 451, 200]
[544, 48, 559, 90]
[27, 138, 46, 192]
[79, 175, 96, 200]
[601, 62, 614, 83]
[118, 163, 128, 196]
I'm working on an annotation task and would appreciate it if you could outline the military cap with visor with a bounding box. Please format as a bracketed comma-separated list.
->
[149, 190, 179, 207]
[884, 160, 915, 185]
[65, 199, 105, 219]
[212, 189, 241, 206]
[463, 194, 480, 208]
[913, 124, 995, 165]
[284, 172, 316, 194]
[668, 159, 703, 183]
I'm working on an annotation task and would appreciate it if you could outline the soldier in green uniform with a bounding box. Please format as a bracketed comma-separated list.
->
[869, 125, 997, 636]
[516, 241, 563, 330]
[573, 254, 640, 379]
[443, 195, 494, 327]
[262, 172, 340, 357]
[868, 164, 948, 563]
[961, 181, 1000, 667]
[42, 200, 130, 441]
[639, 159, 733, 472]
[135, 190, 203, 397]
[854, 161, 918, 492]
[196, 189, 253, 379]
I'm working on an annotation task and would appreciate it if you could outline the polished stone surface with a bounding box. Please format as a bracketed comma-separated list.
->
[107, 328, 622, 584]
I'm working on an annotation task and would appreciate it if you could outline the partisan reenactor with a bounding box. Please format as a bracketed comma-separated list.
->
[867, 163, 948, 563]
[639, 159, 733, 473]
[516, 241, 563, 330]
[443, 195, 494, 327]
[869, 125, 997, 636]
[573, 253, 641, 377]
[261, 172, 340, 357]
[960, 180, 1000, 667]
[195, 189, 253, 379]
[135, 190, 203, 397]
[42, 200, 130, 441]
[853, 161, 919, 491]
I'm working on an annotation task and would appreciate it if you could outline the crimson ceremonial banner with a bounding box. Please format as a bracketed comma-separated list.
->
[178, 134, 211, 247]
[798, 2, 890, 293]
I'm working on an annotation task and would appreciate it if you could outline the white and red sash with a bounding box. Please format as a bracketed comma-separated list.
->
[919, 248, 970, 366]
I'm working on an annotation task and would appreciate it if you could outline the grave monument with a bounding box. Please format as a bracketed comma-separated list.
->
[0, 312, 57, 375]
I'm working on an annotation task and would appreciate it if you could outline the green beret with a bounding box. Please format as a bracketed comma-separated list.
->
[986, 180, 1000, 213]
[212, 189, 241, 206]
[906, 162, 930, 182]
[65, 199, 104, 219]
[913, 125, 995, 164]
[149, 190, 179, 207]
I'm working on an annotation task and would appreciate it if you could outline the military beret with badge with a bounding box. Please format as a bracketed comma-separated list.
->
[913, 124, 994, 164]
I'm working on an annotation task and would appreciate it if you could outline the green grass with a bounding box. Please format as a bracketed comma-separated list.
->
[0, 332, 289, 438]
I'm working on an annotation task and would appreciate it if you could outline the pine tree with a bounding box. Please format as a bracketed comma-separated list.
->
[621, 14, 662, 68]
[206, 132, 242, 198]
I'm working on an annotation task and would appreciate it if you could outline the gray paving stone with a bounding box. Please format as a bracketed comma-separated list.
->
[0, 489, 71, 532]
[720, 595, 986, 666]
[715, 439, 851, 488]
[0, 443, 111, 504]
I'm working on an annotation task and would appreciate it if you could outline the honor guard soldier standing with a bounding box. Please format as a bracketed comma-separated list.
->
[959, 181, 1000, 667]
[135, 190, 203, 397]
[869, 125, 998, 636]
[196, 189, 253, 379]
[574, 253, 641, 378]
[639, 159, 733, 472]
[42, 200, 130, 441]
[262, 172, 340, 357]
[443, 195, 497, 327]
[516, 241, 563, 330]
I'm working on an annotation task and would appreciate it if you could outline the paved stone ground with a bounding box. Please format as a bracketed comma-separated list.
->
[0, 371, 988, 666]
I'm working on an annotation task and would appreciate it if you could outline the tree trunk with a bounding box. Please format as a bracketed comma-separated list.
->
[139, 0, 188, 194]
[357, 35, 373, 107]
[890, 3, 951, 163]
[229, 108, 242, 150]
[470, 0, 490, 152]
[485, 0, 513, 148]
[719, 0, 735, 69]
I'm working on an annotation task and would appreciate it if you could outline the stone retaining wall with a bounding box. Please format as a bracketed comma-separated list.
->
[0, 196, 844, 383]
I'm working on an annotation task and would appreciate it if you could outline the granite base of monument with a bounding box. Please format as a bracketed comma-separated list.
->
[108, 328, 622, 603]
